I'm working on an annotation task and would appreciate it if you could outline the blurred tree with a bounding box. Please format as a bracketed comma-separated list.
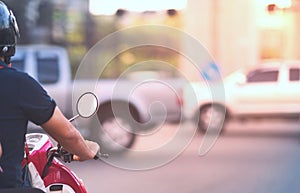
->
[2, 0, 182, 79]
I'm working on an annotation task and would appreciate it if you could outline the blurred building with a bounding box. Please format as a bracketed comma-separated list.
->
[182, 0, 300, 79]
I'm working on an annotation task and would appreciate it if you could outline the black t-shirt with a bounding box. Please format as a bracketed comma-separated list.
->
[0, 61, 56, 188]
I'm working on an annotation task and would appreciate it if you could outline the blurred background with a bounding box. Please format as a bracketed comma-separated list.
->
[4, 0, 300, 78]
[4, 0, 300, 193]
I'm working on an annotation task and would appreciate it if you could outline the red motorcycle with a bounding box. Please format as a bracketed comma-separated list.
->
[21, 92, 108, 193]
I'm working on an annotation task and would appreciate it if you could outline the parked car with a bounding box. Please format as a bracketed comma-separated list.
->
[182, 60, 300, 133]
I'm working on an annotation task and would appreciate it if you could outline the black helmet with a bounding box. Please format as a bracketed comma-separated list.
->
[0, 1, 20, 64]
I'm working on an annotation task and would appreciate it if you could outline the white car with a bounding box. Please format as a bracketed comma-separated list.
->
[183, 60, 300, 133]
[11, 45, 185, 153]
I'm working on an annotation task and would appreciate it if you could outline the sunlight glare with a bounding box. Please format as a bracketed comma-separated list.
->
[89, 0, 188, 15]
[258, 0, 292, 9]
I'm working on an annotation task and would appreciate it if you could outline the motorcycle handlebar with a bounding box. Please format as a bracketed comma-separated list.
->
[51, 144, 109, 163]
[43, 144, 109, 178]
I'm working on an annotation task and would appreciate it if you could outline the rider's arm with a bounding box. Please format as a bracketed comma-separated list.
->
[18, 74, 99, 161]
[41, 107, 98, 161]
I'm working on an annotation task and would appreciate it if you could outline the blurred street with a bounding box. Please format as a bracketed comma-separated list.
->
[68, 119, 300, 193]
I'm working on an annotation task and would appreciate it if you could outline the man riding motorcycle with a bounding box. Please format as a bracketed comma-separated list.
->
[0, 1, 100, 190]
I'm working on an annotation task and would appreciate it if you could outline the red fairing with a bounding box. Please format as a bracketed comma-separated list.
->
[22, 139, 52, 175]
[23, 133, 87, 193]
[43, 160, 87, 193]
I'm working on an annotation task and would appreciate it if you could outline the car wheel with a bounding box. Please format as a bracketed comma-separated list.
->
[91, 104, 136, 153]
[198, 104, 226, 134]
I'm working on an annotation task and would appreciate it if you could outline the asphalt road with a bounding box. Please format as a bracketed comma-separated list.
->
[68, 119, 300, 193]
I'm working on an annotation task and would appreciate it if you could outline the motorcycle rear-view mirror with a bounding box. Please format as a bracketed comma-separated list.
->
[69, 92, 99, 122]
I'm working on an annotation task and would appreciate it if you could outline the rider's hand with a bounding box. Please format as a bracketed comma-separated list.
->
[73, 140, 100, 161]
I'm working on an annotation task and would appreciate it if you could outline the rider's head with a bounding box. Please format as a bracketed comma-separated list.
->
[0, 1, 19, 64]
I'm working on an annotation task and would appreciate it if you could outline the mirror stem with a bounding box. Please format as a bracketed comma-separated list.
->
[68, 114, 80, 122]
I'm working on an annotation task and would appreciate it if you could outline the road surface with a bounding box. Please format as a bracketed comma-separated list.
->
[68, 119, 300, 193]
